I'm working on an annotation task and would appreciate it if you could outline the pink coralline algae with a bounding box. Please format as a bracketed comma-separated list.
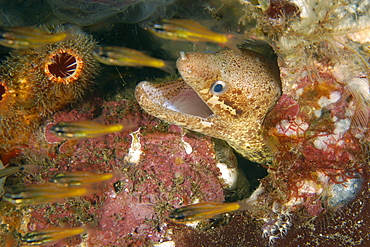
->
[10, 98, 227, 246]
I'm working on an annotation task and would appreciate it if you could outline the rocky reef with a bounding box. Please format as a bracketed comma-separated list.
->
[137, 0, 370, 245]
[0, 0, 369, 246]
[0, 96, 239, 246]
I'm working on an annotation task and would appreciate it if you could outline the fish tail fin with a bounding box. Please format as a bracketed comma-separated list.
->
[169, 201, 241, 223]
[160, 60, 176, 74]
[64, 26, 81, 41]
[346, 78, 370, 130]
[21, 164, 43, 175]
[223, 34, 245, 54]
[119, 115, 140, 132]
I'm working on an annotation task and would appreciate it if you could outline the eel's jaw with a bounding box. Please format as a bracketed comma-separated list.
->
[135, 79, 216, 130]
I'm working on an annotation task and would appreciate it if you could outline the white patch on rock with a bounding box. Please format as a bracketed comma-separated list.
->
[296, 88, 304, 96]
[313, 118, 350, 150]
[216, 162, 238, 189]
[124, 128, 142, 164]
[318, 91, 341, 108]
[285, 174, 327, 207]
[333, 118, 351, 135]
[180, 135, 193, 154]
[276, 118, 309, 137]
[154, 241, 176, 247]
[314, 109, 322, 118]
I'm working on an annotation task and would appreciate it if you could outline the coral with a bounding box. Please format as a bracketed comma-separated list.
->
[0, 29, 99, 154]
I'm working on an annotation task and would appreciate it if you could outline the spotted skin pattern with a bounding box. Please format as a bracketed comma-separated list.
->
[136, 49, 281, 163]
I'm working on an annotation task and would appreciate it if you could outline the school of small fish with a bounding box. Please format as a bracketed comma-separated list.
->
[4, 170, 114, 205]
[4, 10, 367, 245]
[0, 20, 246, 245]
[3, 170, 113, 244]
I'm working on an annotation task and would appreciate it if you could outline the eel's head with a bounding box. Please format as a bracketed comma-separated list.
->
[135, 49, 281, 163]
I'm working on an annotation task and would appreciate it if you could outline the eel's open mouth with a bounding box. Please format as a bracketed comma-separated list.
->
[137, 79, 213, 119]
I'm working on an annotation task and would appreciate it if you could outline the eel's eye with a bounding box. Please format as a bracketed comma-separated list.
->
[210, 80, 228, 95]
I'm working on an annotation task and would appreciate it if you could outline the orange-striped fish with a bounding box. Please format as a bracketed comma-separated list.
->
[0, 164, 41, 179]
[0, 26, 77, 49]
[93, 46, 175, 73]
[21, 226, 87, 246]
[0, 163, 41, 196]
[169, 201, 241, 223]
[3, 183, 94, 205]
[49, 171, 114, 187]
[49, 121, 129, 140]
[148, 19, 244, 53]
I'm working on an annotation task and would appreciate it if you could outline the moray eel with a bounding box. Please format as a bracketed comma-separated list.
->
[135, 49, 281, 163]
